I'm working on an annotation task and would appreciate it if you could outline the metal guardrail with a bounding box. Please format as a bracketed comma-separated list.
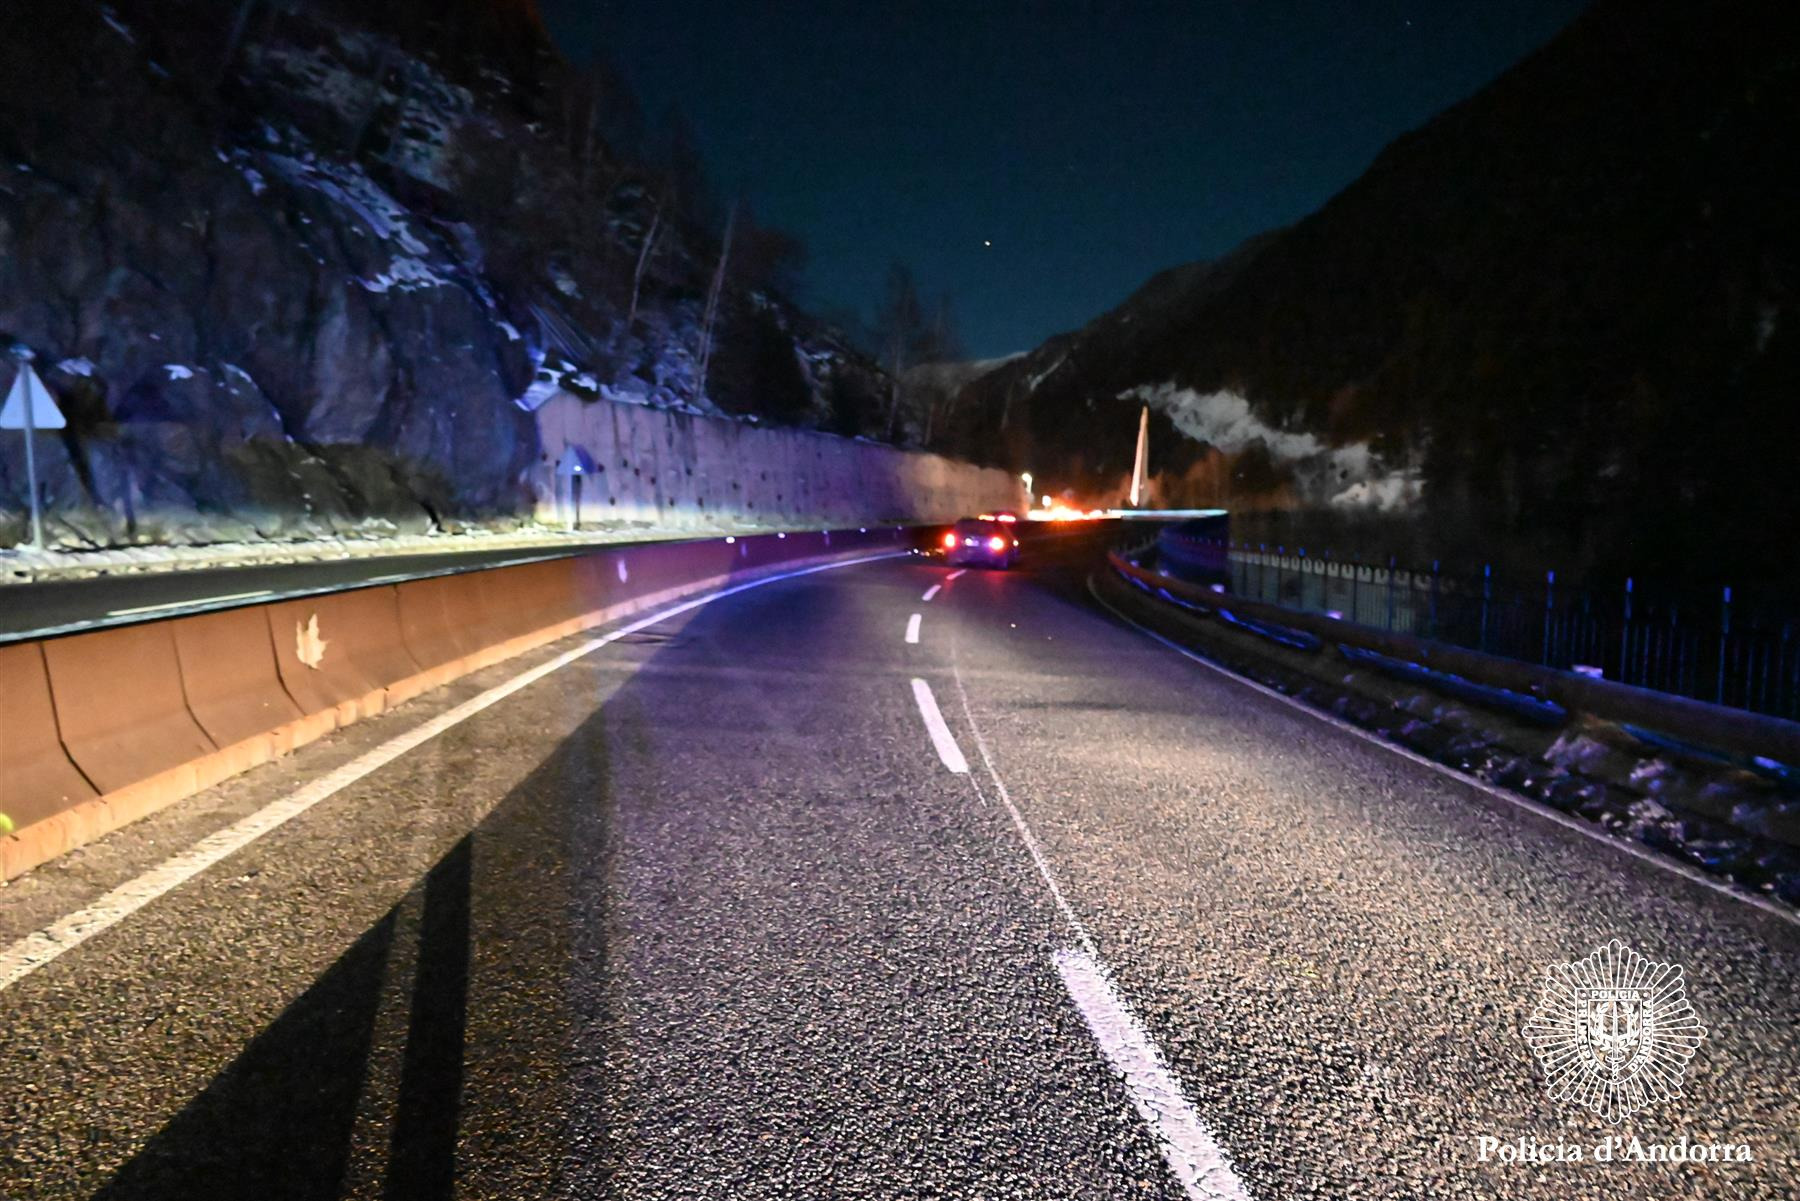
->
[1108, 548, 1800, 770]
[1181, 540, 1800, 722]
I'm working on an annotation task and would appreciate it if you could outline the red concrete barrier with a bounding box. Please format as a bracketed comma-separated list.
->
[599, 536, 738, 604]
[503, 558, 584, 635]
[395, 573, 477, 674]
[172, 607, 326, 767]
[265, 585, 419, 723]
[390, 559, 590, 698]
[41, 622, 217, 802]
[570, 547, 633, 612]
[3, 526, 912, 881]
[468, 563, 548, 645]
[0, 642, 97, 834]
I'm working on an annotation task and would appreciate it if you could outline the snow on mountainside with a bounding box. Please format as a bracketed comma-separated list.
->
[0, 0, 890, 548]
[954, 0, 1797, 587]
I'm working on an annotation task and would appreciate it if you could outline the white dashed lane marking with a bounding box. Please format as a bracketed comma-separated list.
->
[909, 678, 969, 774]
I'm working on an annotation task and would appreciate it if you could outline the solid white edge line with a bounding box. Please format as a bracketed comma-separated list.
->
[910, 678, 969, 774]
[905, 613, 922, 644]
[1055, 947, 1254, 1201]
[922, 584, 942, 602]
[0, 551, 906, 995]
[107, 589, 272, 617]
[1086, 573, 1800, 930]
[947, 665, 1097, 957]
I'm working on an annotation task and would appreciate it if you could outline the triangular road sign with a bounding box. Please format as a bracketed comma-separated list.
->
[2, 363, 67, 431]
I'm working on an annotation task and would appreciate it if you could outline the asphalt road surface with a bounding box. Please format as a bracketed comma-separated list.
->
[1, 549, 1796, 1199]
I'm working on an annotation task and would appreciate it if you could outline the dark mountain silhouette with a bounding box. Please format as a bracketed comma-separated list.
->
[954, 0, 1798, 590]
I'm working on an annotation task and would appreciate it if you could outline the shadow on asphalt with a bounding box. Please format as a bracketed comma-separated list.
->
[384, 839, 472, 1200]
[91, 909, 401, 1200]
[91, 699, 627, 1200]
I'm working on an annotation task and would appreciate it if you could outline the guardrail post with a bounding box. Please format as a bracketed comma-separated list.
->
[1429, 559, 1439, 639]
[1718, 585, 1732, 705]
[1385, 556, 1396, 631]
[1542, 570, 1556, 665]
[1620, 577, 1633, 685]
[1667, 603, 1679, 694]
[1478, 564, 1492, 652]
[1580, 589, 1592, 670]
[1782, 622, 1793, 719]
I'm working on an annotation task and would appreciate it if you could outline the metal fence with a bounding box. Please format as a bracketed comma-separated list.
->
[1183, 540, 1800, 723]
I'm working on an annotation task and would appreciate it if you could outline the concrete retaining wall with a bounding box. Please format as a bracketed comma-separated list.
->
[531, 393, 1026, 530]
[0, 528, 911, 881]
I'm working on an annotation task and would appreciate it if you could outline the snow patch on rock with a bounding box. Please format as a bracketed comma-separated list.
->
[359, 256, 448, 294]
[263, 154, 426, 254]
[1329, 472, 1422, 512]
[1122, 382, 1420, 511]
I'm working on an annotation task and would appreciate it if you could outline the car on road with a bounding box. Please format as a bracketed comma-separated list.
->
[940, 515, 1020, 568]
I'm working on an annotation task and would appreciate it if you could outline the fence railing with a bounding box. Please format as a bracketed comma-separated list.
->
[1172, 539, 1800, 724]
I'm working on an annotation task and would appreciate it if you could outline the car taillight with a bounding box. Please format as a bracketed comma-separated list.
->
[942, 532, 958, 548]
[988, 535, 1006, 551]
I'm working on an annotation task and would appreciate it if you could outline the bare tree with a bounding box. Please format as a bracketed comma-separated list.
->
[920, 294, 965, 445]
[626, 193, 663, 327]
[873, 264, 925, 439]
[694, 202, 738, 404]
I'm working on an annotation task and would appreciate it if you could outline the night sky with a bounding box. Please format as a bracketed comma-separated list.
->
[539, 1, 1588, 359]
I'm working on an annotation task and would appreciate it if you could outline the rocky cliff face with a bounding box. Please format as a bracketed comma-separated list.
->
[955, 0, 1797, 589]
[0, 0, 889, 549]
